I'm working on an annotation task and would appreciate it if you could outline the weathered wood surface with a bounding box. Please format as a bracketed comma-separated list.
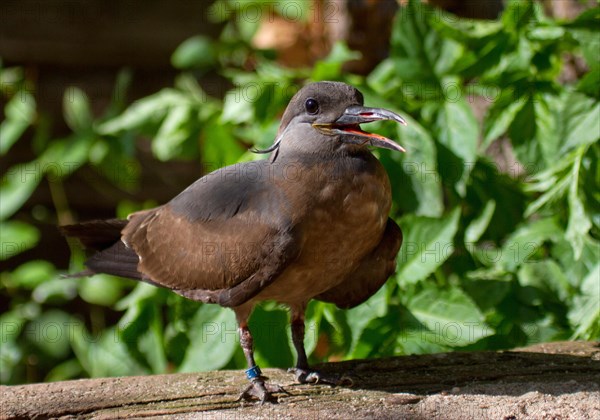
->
[2, 341, 599, 419]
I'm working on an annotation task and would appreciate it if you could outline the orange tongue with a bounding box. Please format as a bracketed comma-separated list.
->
[341, 127, 406, 152]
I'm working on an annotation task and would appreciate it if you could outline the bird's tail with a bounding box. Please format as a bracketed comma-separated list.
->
[60, 219, 143, 280]
[59, 219, 127, 251]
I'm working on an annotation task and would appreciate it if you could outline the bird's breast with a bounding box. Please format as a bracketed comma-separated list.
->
[254, 154, 392, 304]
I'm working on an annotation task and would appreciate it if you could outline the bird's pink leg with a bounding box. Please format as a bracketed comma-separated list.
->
[236, 320, 288, 404]
[288, 308, 352, 386]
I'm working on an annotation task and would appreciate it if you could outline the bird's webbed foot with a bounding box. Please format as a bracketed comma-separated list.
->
[287, 367, 354, 386]
[238, 377, 289, 404]
[238, 365, 290, 404]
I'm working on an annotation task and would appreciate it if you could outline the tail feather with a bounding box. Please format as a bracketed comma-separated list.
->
[59, 219, 127, 251]
[60, 219, 142, 281]
[86, 241, 143, 280]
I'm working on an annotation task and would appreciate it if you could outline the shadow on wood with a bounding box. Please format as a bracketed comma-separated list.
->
[1, 341, 599, 419]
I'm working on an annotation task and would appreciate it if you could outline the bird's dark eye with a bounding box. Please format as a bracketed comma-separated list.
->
[305, 98, 319, 114]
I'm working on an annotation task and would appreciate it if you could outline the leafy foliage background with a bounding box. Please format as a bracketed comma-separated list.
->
[1, 0, 598, 384]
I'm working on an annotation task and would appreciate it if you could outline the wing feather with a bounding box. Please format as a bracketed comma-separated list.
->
[120, 160, 299, 306]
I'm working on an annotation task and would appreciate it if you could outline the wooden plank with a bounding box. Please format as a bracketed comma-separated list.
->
[2, 341, 599, 419]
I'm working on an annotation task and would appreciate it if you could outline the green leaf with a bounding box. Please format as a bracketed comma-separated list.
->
[534, 93, 560, 164]
[0, 221, 40, 260]
[0, 162, 42, 220]
[559, 93, 600, 153]
[568, 263, 600, 339]
[0, 118, 30, 156]
[351, 305, 404, 358]
[78, 275, 126, 306]
[221, 88, 254, 124]
[4, 90, 36, 123]
[524, 152, 574, 217]
[525, 142, 594, 241]
[152, 105, 193, 161]
[508, 96, 539, 166]
[206, 0, 231, 23]
[311, 42, 361, 81]
[171, 35, 216, 70]
[465, 200, 496, 244]
[175, 73, 211, 103]
[566, 149, 591, 259]
[97, 89, 188, 134]
[115, 282, 159, 310]
[38, 135, 94, 178]
[272, 0, 311, 22]
[32, 277, 78, 304]
[63, 87, 92, 132]
[72, 325, 148, 378]
[201, 120, 245, 168]
[432, 15, 503, 46]
[0, 91, 36, 155]
[455, 35, 509, 79]
[382, 113, 443, 217]
[0, 338, 22, 384]
[577, 67, 600, 98]
[483, 95, 526, 148]
[249, 78, 295, 123]
[367, 59, 403, 97]
[118, 297, 167, 373]
[565, 7, 600, 31]
[529, 92, 599, 166]
[502, 0, 536, 33]
[322, 303, 352, 353]
[250, 305, 294, 368]
[517, 260, 572, 303]
[570, 26, 600, 71]
[178, 305, 238, 372]
[302, 301, 325, 358]
[407, 285, 493, 347]
[552, 232, 598, 290]
[463, 273, 512, 312]
[390, 1, 462, 83]
[26, 310, 75, 359]
[469, 159, 528, 241]
[499, 218, 562, 271]
[396, 208, 460, 285]
[93, 149, 141, 192]
[45, 359, 83, 382]
[243, 120, 279, 153]
[346, 285, 388, 355]
[527, 26, 565, 42]
[6, 260, 55, 288]
[436, 98, 479, 196]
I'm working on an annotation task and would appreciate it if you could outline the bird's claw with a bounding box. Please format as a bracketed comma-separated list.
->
[237, 377, 290, 404]
[287, 368, 354, 387]
[288, 367, 321, 384]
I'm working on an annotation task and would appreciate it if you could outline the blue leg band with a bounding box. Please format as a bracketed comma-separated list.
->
[245, 365, 262, 380]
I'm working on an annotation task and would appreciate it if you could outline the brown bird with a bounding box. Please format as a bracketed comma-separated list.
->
[61, 81, 405, 403]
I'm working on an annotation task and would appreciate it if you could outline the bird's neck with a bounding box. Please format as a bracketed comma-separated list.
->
[271, 145, 382, 189]
[275, 141, 371, 163]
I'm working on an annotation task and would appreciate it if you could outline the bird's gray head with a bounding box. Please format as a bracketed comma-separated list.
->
[255, 81, 407, 159]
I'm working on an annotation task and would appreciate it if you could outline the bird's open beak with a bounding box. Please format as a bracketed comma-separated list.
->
[313, 105, 407, 152]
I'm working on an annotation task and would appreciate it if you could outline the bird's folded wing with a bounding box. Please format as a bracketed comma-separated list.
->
[121, 161, 300, 307]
